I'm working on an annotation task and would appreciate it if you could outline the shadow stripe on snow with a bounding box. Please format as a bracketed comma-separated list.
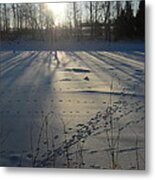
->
[61, 90, 144, 97]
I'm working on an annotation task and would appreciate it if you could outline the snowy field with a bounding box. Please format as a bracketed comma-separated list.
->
[0, 41, 145, 169]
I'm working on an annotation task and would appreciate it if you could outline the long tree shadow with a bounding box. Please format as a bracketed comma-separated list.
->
[68, 51, 142, 93]
[88, 51, 144, 83]
[0, 51, 63, 167]
[0, 52, 22, 64]
[0, 52, 41, 98]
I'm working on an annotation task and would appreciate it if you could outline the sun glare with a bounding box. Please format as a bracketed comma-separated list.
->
[46, 3, 66, 26]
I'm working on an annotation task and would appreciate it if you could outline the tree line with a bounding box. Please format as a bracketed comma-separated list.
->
[0, 1, 144, 41]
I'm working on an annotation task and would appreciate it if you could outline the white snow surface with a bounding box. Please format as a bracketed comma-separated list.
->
[0, 41, 145, 169]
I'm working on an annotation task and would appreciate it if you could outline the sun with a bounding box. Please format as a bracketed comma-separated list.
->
[46, 3, 66, 26]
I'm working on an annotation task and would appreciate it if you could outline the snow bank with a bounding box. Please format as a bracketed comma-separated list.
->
[0, 40, 145, 52]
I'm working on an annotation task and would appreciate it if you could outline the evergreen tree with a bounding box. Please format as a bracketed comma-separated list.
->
[135, 0, 145, 39]
[125, 1, 135, 38]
